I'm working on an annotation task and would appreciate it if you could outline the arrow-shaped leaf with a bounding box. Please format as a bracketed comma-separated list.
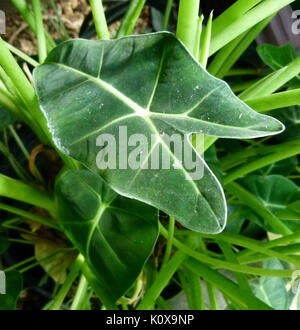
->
[55, 170, 158, 303]
[34, 32, 283, 233]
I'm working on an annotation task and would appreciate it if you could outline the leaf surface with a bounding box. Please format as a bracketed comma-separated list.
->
[251, 259, 289, 310]
[55, 170, 158, 302]
[257, 43, 300, 85]
[242, 175, 300, 214]
[34, 32, 283, 233]
[242, 175, 300, 230]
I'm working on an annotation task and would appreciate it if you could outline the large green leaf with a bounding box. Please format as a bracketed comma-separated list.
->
[242, 175, 300, 214]
[241, 175, 300, 230]
[257, 43, 298, 71]
[0, 271, 22, 310]
[251, 259, 289, 310]
[55, 170, 158, 303]
[34, 32, 283, 233]
[257, 43, 300, 85]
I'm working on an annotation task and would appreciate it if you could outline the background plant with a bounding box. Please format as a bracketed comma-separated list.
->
[0, 0, 300, 310]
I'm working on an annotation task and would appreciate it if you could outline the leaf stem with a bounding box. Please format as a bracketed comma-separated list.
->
[76, 254, 118, 310]
[137, 250, 186, 310]
[162, 0, 173, 31]
[178, 268, 205, 310]
[211, 0, 262, 37]
[225, 183, 292, 236]
[220, 139, 300, 171]
[3, 41, 39, 67]
[160, 224, 294, 277]
[0, 202, 59, 230]
[117, 0, 146, 38]
[50, 257, 81, 310]
[199, 11, 213, 68]
[184, 258, 272, 310]
[8, 125, 44, 183]
[161, 216, 175, 268]
[194, 15, 204, 60]
[223, 142, 300, 185]
[210, 0, 295, 55]
[89, 0, 109, 40]
[240, 57, 300, 100]
[238, 244, 300, 265]
[11, 0, 55, 51]
[208, 16, 273, 79]
[206, 282, 218, 310]
[70, 274, 89, 310]
[32, 0, 47, 63]
[246, 88, 300, 113]
[49, 0, 70, 40]
[217, 241, 252, 293]
[8, 126, 30, 160]
[0, 37, 50, 144]
[177, 229, 298, 263]
[176, 0, 200, 53]
[0, 174, 54, 214]
[0, 141, 31, 182]
[236, 231, 300, 261]
[0, 86, 25, 119]
[3, 256, 36, 272]
[20, 248, 70, 273]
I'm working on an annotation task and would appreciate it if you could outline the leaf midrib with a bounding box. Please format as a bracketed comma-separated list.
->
[48, 63, 276, 146]
[48, 62, 222, 226]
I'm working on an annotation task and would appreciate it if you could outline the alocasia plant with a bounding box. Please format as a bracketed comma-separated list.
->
[1, 0, 300, 311]
[34, 32, 283, 234]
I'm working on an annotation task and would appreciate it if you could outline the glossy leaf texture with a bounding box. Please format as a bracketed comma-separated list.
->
[55, 170, 159, 303]
[34, 32, 284, 233]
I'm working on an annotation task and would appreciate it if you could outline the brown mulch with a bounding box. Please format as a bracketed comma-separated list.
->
[4, 0, 90, 55]
[4, 1, 152, 56]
